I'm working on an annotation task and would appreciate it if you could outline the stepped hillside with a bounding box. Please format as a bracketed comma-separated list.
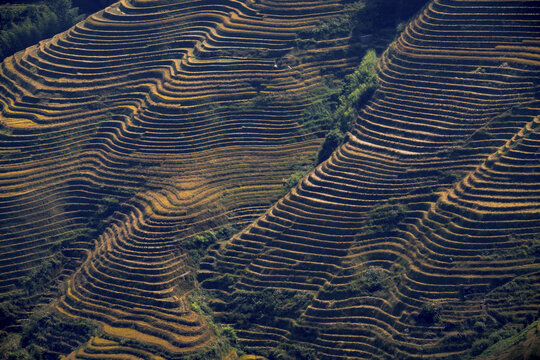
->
[0, 0, 538, 359]
[0, 0, 376, 357]
[201, 0, 540, 359]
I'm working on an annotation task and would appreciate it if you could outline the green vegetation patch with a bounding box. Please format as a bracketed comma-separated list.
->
[476, 320, 540, 358]
[0, 0, 118, 61]
[300, 13, 356, 41]
[221, 289, 313, 329]
[280, 154, 317, 195]
[182, 225, 241, 267]
[187, 289, 244, 360]
[0, 305, 98, 360]
[257, 342, 318, 360]
[17, 257, 63, 297]
[320, 266, 395, 300]
[317, 50, 378, 164]
[365, 203, 408, 233]
[0, 0, 85, 61]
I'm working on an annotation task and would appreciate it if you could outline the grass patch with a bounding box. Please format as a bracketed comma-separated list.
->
[187, 289, 244, 360]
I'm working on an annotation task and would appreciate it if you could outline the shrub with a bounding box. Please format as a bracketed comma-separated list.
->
[321, 267, 393, 300]
[4, 349, 31, 360]
[0, 1, 85, 61]
[0, 302, 17, 329]
[474, 321, 486, 333]
[18, 258, 62, 296]
[283, 171, 307, 194]
[227, 289, 313, 328]
[417, 302, 441, 325]
[220, 325, 238, 346]
[317, 128, 346, 164]
[471, 338, 491, 356]
[290, 326, 319, 342]
[282, 342, 317, 359]
[183, 226, 238, 267]
[185, 234, 216, 266]
[300, 16, 352, 41]
[316, 50, 378, 164]
[360, 267, 388, 292]
[335, 49, 378, 132]
[300, 98, 333, 132]
[201, 273, 236, 291]
[185, 231, 217, 252]
[366, 203, 407, 231]
[96, 196, 119, 217]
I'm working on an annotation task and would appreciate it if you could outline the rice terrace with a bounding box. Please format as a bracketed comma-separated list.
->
[0, 0, 539, 359]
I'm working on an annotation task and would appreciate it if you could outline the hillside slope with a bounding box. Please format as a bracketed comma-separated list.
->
[0, 0, 538, 359]
[202, 0, 540, 358]
[0, 0, 368, 357]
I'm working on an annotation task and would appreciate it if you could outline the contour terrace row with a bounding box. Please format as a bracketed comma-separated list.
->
[0, 0, 361, 357]
[201, 0, 540, 358]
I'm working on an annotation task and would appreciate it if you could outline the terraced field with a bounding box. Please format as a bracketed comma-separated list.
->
[201, 0, 540, 358]
[0, 0, 364, 357]
[0, 0, 538, 359]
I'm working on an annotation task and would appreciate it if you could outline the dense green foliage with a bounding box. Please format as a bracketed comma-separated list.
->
[317, 50, 378, 164]
[1, 5, 57, 61]
[302, 14, 354, 41]
[300, 97, 334, 132]
[18, 257, 62, 296]
[261, 342, 318, 360]
[0, 308, 97, 360]
[0, 302, 18, 329]
[0, 0, 116, 61]
[320, 266, 395, 301]
[336, 49, 378, 131]
[221, 289, 313, 329]
[187, 290, 244, 359]
[417, 302, 442, 325]
[365, 203, 408, 232]
[475, 320, 540, 358]
[282, 170, 307, 194]
[183, 226, 239, 267]
[0, 0, 80, 61]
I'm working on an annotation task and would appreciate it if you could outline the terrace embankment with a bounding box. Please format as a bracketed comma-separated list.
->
[201, 0, 540, 358]
[0, 0, 373, 357]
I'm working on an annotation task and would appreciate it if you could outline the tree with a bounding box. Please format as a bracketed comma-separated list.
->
[317, 128, 346, 164]
[45, 0, 75, 28]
